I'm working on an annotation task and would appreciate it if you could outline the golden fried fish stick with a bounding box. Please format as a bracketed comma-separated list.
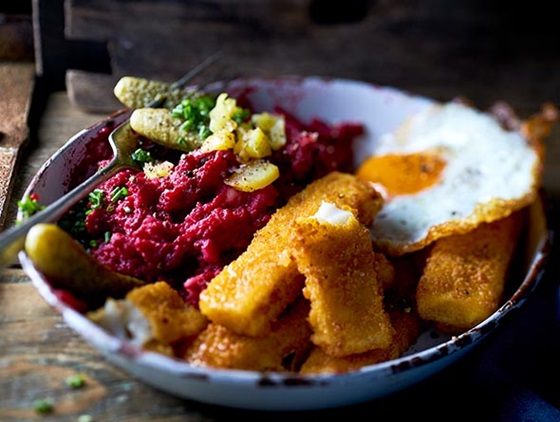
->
[291, 206, 394, 357]
[125, 281, 208, 345]
[416, 210, 525, 333]
[184, 297, 312, 371]
[375, 251, 396, 292]
[199, 172, 383, 336]
[88, 281, 208, 356]
[300, 308, 423, 374]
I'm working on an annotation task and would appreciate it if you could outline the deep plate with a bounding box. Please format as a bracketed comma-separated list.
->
[19, 77, 551, 411]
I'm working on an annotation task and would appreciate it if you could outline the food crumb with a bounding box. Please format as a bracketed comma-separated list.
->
[66, 373, 86, 389]
[33, 398, 54, 414]
[78, 415, 93, 422]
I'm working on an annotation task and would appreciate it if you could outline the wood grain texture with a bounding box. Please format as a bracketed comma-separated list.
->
[0, 62, 34, 229]
[1, 1, 558, 419]
[3, 92, 106, 229]
[60, 0, 560, 114]
[0, 283, 224, 421]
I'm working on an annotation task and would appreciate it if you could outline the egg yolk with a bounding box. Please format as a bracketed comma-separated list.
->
[356, 152, 446, 197]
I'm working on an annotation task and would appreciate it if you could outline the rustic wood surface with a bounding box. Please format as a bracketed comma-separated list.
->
[1, 0, 560, 420]
[62, 0, 560, 116]
[0, 63, 35, 229]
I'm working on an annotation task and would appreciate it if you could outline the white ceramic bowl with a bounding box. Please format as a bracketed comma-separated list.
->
[19, 77, 551, 411]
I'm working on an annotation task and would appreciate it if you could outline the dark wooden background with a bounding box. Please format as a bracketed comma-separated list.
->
[1, 1, 559, 420]
[36, 0, 560, 194]
[37, 0, 560, 114]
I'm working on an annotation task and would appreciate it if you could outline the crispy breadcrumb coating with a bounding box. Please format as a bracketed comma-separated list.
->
[291, 212, 394, 357]
[199, 172, 383, 336]
[300, 308, 422, 374]
[126, 281, 208, 344]
[416, 210, 525, 333]
[88, 281, 207, 356]
[184, 297, 312, 371]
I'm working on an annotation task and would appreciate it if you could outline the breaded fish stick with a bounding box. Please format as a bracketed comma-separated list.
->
[291, 205, 394, 356]
[199, 172, 383, 336]
[88, 281, 208, 356]
[300, 308, 422, 374]
[184, 297, 312, 371]
[416, 210, 525, 333]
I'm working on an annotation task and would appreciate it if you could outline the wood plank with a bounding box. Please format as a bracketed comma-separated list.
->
[4, 92, 107, 229]
[0, 62, 35, 230]
[0, 282, 217, 420]
[66, 69, 122, 113]
[60, 0, 560, 115]
[0, 13, 34, 61]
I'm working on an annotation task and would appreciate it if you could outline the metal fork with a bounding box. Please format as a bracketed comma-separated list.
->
[0, 52, 222, 268]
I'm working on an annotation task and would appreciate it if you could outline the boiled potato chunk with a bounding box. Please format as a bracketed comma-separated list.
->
[235, 126, 272, 161]
[199, 129, 236, 153]
[252, 112, 286, 150]
[209, 93, 239, 133]
[224, 160, 279, 192]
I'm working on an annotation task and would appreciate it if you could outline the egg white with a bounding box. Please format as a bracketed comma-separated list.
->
[370, 102, 540, 256]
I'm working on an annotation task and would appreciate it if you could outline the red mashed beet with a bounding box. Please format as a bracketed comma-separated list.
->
[71, 109, 363, 307]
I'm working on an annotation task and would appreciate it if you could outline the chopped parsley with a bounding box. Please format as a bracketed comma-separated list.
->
[131, 148, 153, 165]
[172, 95, 216, 140]
[66, 373, 86, 389]
[33, 398, 54, 414]
[58, 198, 88, 237]
[88, 189, 105, 211]
[110, 186, 129, 202]
[16, 193, 45, 223]
[58, 189, 115, 248]
[231, 108, 251, 124]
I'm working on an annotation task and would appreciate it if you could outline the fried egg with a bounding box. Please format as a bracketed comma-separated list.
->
[357, 102, 542, 256]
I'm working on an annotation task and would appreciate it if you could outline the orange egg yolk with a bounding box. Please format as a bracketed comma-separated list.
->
[356, 152, 446, 197]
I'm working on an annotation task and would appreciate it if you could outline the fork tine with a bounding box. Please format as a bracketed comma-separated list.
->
[146, 51, 224, 108]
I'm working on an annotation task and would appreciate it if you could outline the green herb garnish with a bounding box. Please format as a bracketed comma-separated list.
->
[88, 189, 105, 210]
[66, 373, 86, 389]
[57, 197, 88, 237]
[172, 95, 216, 139]
[131, 148, 153, 164]
[110, 186, 129, 202]
[231, 108, 251, 124]
[198, 125, 212, 139]
[16, 194, 45, 222]
[33, 398, 54, 414]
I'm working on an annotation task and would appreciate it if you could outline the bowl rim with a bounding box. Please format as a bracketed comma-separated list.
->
[17, 75, 554, 401]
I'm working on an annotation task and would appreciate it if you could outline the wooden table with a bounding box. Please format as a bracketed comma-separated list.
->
[2, 1, 560, 420]
[2, 71, 560, 422]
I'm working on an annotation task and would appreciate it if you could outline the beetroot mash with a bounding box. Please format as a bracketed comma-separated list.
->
[63, 105, 363, 307]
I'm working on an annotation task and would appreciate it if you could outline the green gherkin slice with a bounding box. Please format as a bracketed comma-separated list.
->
[130, 108, 204, 152]
[113, 76, 203, 110]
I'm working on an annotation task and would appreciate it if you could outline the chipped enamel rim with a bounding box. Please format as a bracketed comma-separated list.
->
[19, 77, 552, 411]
